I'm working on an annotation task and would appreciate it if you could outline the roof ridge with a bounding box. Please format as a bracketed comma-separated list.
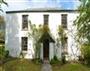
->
[6, 9, 78, 13]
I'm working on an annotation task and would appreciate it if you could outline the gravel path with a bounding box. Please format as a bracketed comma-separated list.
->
[41, 60, 52, 71]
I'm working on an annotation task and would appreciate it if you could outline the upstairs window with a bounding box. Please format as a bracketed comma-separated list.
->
[61, 14, 67, 28]
[22, 15, 28, 30]
[44, 14, 49, 25]
[21, 37, 28, 51]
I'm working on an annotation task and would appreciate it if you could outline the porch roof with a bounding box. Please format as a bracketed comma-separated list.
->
[38, 32, 55, 43]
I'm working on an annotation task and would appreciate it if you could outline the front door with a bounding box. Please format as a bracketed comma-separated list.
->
[43, 39, 49, 59]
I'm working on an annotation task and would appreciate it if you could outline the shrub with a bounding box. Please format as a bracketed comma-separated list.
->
[78, 55, 85, 64]
[81, 44, 90, 65]
[0, 45, 5, 60]
[61, 52, 66, 64]
[32, 58, 42, 64]
[0, 45, 9, 64]
[5, 50, 9, 58]
[50, 56, 60, 64]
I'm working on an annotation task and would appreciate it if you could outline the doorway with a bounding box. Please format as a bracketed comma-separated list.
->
[43, 39, 49, 59]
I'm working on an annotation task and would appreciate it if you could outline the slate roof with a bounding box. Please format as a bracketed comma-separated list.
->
[6, 8, 78, 13]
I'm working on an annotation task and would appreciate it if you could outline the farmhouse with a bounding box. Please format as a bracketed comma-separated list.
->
[5, 8, 80, 61]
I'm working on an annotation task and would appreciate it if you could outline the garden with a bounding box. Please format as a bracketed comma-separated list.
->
[0, 0, 90, 71]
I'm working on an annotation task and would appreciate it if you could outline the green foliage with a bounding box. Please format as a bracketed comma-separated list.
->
[0, 45, 9, 64]
[0, 0, 8, 12]
[0, 16, 5, 24]
[0, 32, 5, 40]
[19, 51, 24, 59]
[50, 56, 60, 64]
[3, 59, 41, 71]
[52, 63, 90, 71]
[81, 44, 90, 64]
[32, 58, 42, 64]
[0, 16, 5, 42]
[29, 23, 52, 59]
[0, 0, 8, 5]
[75, 0, 90, 65]
[57, 25, 67, 64]
[61, 53, 66, 64]
[0, 45, 5, 60]
[28, 24, 43, 59]
[42, 25, 50, 33]
[58, 25, 66, 47]
[35, 43, 41, 58]
[75, 0, 90, 43]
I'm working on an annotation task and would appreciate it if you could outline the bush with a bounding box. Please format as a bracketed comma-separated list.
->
[0, 45, 9, 64]
[0, 45, 5, 60]
[32, 58, 42, 64]
[5, 50, 9, 58]
[50, 56, 60, 64]
[81, 44, 90, 65]
[61, 52, 66, 64]
[78, 56, 85, 64]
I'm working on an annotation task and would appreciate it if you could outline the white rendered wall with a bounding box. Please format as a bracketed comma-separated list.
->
[49, 43, 55, 60]
[5, 14, 21, 57]
[40, 43, 43, 60]
[67, 13, 80, 60]
[6, 12, 79, 60]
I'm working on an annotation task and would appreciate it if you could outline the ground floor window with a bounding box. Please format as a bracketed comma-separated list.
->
[63, 37, 68, 54]
[21, 37, 28, 51]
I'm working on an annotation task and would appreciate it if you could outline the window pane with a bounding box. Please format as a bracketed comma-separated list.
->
[22, 37, 28, 51]
[61, 14, 67, 28]
[63, 37, 68, 54]
[22, 15, 28, 30]
[44, 15, 49, 25]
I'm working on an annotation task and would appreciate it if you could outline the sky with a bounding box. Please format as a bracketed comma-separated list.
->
[1, 0, 80, 11]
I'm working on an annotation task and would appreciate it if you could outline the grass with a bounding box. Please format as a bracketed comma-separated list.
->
[0, 58, 41, 71]
[0, 58, 90, 71]
[52, 63, 90, 71]
[0, 66, 3, 71]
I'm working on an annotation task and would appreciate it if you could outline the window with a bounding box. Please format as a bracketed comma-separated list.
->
[61, 14, 67, 28]
[44, 14, 49, 25]
[62, 37, 68, 54]
[21, 37, 28, 51]
[22, 15, 28, 30]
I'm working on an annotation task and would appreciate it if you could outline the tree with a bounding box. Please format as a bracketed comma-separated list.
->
[0, 0, 8, 12]
[0, 15, 5, 43]
[0, 15, 4, 23]
[28, 23, 43, 59]
[75, 0, 90, 64]
[57, 25, 67, 63]
[0, 0, 7, 41]
[58, 25, 66, 49]
[75, 0, 90, 44]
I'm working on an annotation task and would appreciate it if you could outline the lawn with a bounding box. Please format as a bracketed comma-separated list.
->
[52, 63, 90, 71]
[0, 66, 3, 71]
[0, 59, 90, 71]
[0, 59, 41, 71]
